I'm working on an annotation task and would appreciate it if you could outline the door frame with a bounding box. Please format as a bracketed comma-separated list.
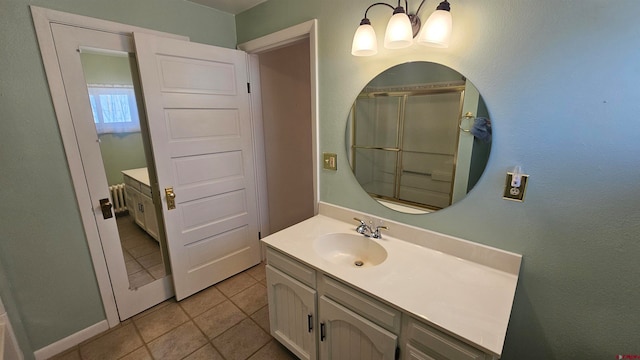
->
[31, 6, 188, 329]
[238, 20, 319, 240]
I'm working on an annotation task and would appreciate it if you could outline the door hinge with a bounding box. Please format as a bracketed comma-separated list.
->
[247, 82, 251, 93]
[395, 346, 400, 360]
[258, 231, 261, 240]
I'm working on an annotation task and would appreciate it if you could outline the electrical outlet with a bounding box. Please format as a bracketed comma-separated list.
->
[503, 172, 528, 202]
[323, 153, 337, 171]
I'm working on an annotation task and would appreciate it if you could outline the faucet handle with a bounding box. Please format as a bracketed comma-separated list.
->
[353, 217, 366, 225]
[372, 225, 388, 239]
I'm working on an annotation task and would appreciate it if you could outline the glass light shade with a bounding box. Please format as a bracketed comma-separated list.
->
[416, 9, 452, 47]
[384, 12, 414, 49]
[351, 24, 378, 56]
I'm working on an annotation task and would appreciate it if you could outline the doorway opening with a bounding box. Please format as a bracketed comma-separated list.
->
[239, 20, 319, 240]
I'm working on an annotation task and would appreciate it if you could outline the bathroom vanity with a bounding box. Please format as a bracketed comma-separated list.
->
[122, 167, 159, 241]
[262, 203, 521, 360]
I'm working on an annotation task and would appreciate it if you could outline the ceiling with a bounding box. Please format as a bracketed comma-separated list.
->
[185, 0, 268, 14]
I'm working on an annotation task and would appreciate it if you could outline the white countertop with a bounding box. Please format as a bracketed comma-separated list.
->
[262, 213, 520, 357]
[122, 167, 150, 187]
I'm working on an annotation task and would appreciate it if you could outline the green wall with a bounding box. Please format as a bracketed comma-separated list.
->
[0, 0, 235, 358]
[237, 0, 640, 358]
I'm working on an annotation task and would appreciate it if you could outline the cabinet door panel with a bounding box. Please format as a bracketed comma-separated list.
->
[319, 296, 397, 360]
[405, 317, 484, 360]
[405, 344, 437, 360]
[267, 265, 317, 360]
[141, 194, 159, 240]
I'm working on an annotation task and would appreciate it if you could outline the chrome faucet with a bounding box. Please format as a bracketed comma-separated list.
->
[353, 218, 388, 239]
[372, 225, 388, 239]
[354, 217, 372, 236]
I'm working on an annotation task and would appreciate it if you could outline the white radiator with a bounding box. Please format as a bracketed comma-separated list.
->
[109, 183, 127, 214]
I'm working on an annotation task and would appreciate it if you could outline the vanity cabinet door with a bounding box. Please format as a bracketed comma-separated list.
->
[140, 194, 159, 240]
[402, 316, 490, 360]
[266, 265, 317, 360]
[319, 296, 397, 360]
[129, 188, 145, 229]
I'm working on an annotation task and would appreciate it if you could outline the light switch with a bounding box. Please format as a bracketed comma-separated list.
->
[323, 153, 337, 171]
[503, 172, 528, 202]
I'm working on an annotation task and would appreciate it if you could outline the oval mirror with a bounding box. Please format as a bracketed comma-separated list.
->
[346, 62, 491, 214]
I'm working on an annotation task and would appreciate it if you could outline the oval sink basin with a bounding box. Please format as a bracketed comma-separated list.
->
[313, 233, 387, 268]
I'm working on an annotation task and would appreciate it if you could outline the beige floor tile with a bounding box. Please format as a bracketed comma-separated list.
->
[212, 318, 271, 360]
[134, 302, 189, 342]
[137, 250, 162, 269]
[230, 283, 268, 315]
[128, 241, 160, 259]
[120, 233, 150, 250]
[119, 346, 152, 360]
[179, 286, 226, 317]
[183, 344, 224, 360]
[49, 348, 81, 360]
[125, 259, 143, 274]
[79, 323, 143, 360]
[128, 270, 154, 289]
[248, 340, 298, 360]
[246, 262, 266, 282]
[216, 272, 258, 297]
[147, 263, 167, 280]
[133, 299, 174, 321]
[250, 305, 270, 333]
[123, 250, 134, 262]
[147, 322, 207, 360]
[193, 300, 246, 339]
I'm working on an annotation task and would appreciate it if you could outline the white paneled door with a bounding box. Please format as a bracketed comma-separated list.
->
[134, 33, 261, 300]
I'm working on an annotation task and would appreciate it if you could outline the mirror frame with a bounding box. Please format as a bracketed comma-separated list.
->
[345, 61, 492, 214]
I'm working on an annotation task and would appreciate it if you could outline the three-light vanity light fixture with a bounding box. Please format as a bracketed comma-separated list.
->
[352, 0, 453, 56]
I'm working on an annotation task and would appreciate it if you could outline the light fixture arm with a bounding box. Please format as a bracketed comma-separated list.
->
[362, 2, 396, 21]
[352, 0, 453, 56]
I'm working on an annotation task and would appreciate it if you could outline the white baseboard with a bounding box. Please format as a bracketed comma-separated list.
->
[1, 313, 23, 360]
[33, 321, 108, 360]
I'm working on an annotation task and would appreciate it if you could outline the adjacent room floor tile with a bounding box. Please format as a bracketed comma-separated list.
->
[128, 270, 154, 289]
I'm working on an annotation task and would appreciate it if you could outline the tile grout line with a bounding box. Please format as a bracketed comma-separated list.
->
[53, 263, 269, 360]
[178, 264, 270, 360]
[122, 319, 154, 360]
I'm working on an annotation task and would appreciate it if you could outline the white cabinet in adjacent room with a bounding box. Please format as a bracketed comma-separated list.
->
[122, 168, 158, 241]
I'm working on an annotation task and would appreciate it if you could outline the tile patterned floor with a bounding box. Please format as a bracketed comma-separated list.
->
[117, 214, 167, 289]
[50, 263, 298, 360]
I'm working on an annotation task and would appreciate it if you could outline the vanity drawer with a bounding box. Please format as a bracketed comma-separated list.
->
[140, 183, 152, 198]
[319, 274, 401, 333]
[123, 175, 140, 191]
[266, 247, 316, 288]
[404, 316, 486, 360]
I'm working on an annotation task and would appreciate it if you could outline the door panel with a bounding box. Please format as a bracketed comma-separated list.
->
[50, 24, 174, 320]
[134, 32, 260, 300]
